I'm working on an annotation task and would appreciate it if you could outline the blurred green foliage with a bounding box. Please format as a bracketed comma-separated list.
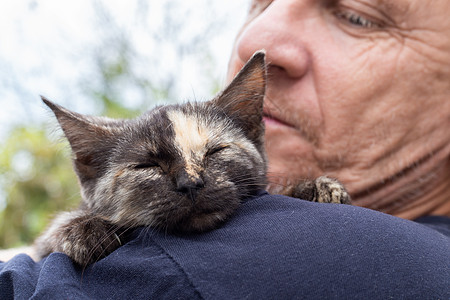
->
[0, 127, 78, 247]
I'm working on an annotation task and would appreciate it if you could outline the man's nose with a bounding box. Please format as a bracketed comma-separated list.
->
[234, 0, 311, 79]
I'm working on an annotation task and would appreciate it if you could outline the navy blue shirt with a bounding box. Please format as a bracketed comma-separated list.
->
[1, 192, 449, 299]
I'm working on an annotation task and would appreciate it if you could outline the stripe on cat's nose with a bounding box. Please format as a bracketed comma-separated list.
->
[167, 109, 209, 177]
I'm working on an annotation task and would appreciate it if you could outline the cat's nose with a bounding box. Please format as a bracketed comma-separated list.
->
[176, 171, 205, 196]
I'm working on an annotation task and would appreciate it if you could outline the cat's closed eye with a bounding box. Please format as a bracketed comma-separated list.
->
[205, 145, 229, 157]
[133, 162, 160, 169]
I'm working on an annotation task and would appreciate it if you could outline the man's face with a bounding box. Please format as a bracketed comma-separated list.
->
[227, 0, 450, 205]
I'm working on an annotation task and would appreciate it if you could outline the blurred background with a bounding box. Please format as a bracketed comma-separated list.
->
[0, 0, 249, 249]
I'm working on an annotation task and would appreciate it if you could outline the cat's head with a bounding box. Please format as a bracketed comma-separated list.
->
[42, 51, 267, 232]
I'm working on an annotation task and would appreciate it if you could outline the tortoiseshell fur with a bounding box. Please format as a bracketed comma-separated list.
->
[35, 52, 350, 266]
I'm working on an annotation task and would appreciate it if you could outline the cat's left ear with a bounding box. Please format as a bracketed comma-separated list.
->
[41, 96, 119, 182]
[212, 50, 266, 145]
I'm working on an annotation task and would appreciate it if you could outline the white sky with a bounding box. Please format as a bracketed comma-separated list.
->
[0, 0, 249, 138]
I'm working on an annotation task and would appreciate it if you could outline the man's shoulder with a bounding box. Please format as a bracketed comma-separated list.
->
[149, 192, 450, 299]
[234, 192, 449, 242]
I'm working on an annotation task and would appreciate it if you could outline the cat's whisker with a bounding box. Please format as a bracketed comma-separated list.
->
[82, 225, 124, 268]
[83, 215, 149, 270]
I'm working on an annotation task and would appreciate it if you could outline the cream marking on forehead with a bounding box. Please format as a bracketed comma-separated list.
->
[167, 110, 210, 177]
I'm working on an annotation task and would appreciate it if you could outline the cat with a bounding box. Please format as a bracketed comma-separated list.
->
[34, 51, 350, 266]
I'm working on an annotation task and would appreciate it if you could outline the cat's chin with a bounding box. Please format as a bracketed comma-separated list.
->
[162, 199, 240, 233]
[173, 211, 230, 233]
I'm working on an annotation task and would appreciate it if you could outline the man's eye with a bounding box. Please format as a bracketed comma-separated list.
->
[335, 11, 379, 29]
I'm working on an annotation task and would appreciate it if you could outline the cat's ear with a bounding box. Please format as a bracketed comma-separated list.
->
[41, 96, 118, 182]
[213, 50, 266, 144]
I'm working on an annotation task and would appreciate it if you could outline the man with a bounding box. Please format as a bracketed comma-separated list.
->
[0, 0, 449, 298]
[227, 0, 450, 220]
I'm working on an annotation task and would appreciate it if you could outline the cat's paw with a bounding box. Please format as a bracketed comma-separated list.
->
[34, 211, 123, 266]
[312, 176, 351, 204]
[286, 176, 351, 204]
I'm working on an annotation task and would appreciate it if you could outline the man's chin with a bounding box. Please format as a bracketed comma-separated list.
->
[266, 149, 320, 186]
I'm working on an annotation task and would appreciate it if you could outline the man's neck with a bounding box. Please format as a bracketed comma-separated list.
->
[352, 157, 450, 220]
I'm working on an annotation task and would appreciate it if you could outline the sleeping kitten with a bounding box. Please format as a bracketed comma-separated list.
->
[35, 51, 350, 266]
